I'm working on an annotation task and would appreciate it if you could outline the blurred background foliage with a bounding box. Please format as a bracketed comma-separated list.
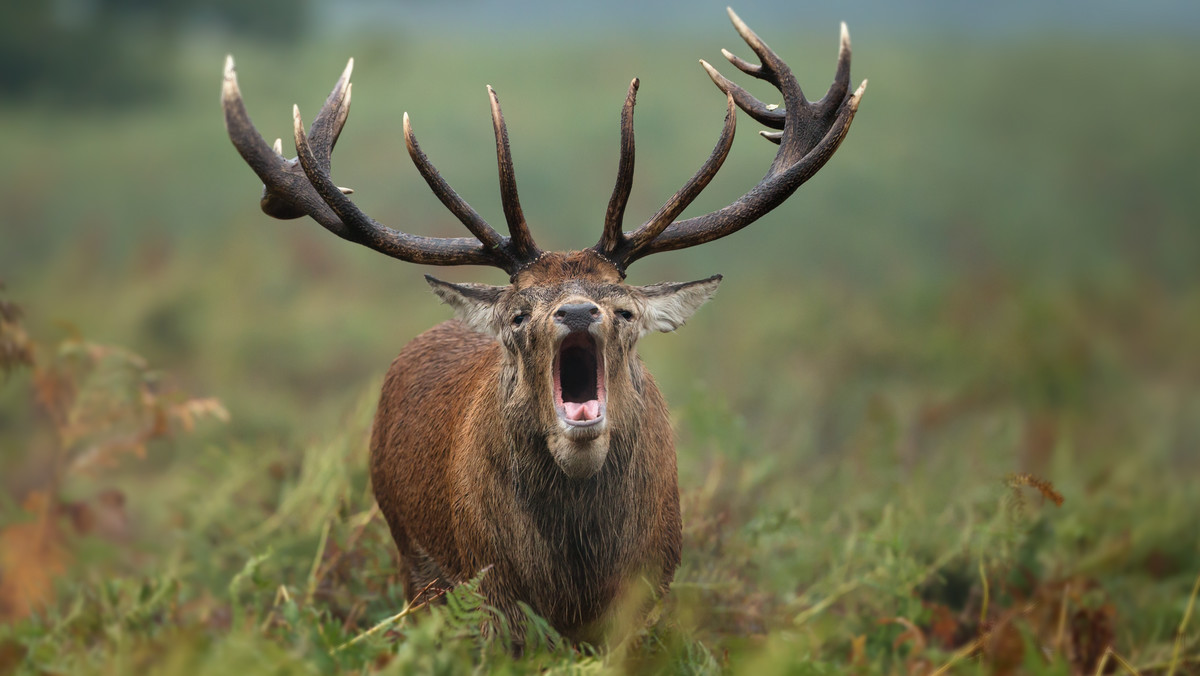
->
[1, 0, 1198, 673]
[0, 0, 306, 105]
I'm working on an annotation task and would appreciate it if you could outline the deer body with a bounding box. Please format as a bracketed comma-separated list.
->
[370, 276, 682, 639]
[370, 251, 712, 639]
[223, 8, 864, 643]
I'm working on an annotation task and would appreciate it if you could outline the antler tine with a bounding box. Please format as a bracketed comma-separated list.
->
[487, 86, 540, 261]
[224, 55, 347, 223]
[223, 55, 279, 176]
[702, 59, 784, 130]
[819, 22, 853, 107]
[638, 80, 865, 261]
[725, 7, 804, 106]
[722, 7, 840, 170]
[621, 91, 737, 255]
[402, 112, 508, 256]
[598, 78, 639, 258]
[292, 106, 497, 267]
[224, 56, 506, 270]
[614, 10, 866, 268]
[760, 130, 783, 145]
[720, 48, 762, 78]
[307, 58, 354, 172]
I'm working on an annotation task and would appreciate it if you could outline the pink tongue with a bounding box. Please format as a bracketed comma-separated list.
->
[563, 400, 600, 421]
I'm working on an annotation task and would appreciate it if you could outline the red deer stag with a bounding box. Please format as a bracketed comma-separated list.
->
[223, 8, 864, 644]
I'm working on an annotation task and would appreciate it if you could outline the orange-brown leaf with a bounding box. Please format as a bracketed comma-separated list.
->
[0, 513, 69, 622]
[1005, 472, 1065, 507]
[924, 601, 962, 649]
[849, 634, 867, 666]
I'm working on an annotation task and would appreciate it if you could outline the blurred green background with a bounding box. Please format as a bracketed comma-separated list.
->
[3, 0, 1196, 447]
[1, 0, 1198, 672]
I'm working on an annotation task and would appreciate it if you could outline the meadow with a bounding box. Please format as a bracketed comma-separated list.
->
[1, 19, 1198, 675]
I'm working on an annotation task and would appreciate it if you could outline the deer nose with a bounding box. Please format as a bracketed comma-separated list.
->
[554, 302, 600, 332]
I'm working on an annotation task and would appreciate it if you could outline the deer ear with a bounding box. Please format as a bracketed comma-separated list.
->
[425, 275, 507, 336]
[634, 274, 722, 335]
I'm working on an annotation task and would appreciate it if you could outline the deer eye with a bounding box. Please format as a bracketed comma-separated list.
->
[616, 309, 634, 321]
[512, 312, 530, 327]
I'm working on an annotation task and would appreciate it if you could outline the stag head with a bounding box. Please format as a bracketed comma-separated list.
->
[222, 8, 866, 479]
[428, 252, 721, 478]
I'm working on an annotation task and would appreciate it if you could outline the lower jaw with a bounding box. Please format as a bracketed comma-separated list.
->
[560, 416, 607, 442]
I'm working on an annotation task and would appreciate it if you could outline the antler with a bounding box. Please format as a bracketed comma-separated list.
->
[224, 7, 862, 278]
[222, 56, 541, 275]
[592, 7, 867, 272]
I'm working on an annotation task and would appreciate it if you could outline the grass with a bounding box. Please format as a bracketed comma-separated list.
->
[1, 24, 1199, 675]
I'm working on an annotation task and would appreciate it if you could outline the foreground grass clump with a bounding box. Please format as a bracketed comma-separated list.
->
[2, 276, 1198, 675]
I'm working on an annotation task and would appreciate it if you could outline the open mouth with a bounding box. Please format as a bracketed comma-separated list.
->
[553, 331, 606, 426]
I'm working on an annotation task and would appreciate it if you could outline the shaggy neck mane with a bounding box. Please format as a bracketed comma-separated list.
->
[507, 424, 638, 504]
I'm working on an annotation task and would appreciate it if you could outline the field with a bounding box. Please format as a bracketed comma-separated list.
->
[1, 17, 1199, 675]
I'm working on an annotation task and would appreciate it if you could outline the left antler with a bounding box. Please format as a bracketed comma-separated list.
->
[592, 7, 867, 273]
[222, 57, 542, 275]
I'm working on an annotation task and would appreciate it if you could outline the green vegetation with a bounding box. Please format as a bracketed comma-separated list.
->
[1, 27, 1198, 674]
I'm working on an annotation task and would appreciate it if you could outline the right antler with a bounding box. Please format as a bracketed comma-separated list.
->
[222, 57, 542, 275]
[592, 8, 867, 273]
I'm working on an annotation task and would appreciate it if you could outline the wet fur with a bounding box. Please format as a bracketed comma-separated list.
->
[370, 251, 687, 643]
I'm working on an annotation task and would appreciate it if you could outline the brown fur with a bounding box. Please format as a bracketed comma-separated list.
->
[369, 251, 706, 643]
